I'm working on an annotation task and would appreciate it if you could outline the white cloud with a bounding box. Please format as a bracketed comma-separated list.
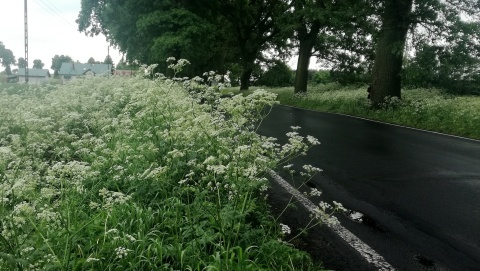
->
[1, 0, 122, 71]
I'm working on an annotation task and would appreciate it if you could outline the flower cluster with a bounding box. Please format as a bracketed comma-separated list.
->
[0, 61, 324, 270]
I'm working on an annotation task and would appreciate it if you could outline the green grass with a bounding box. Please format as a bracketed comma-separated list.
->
[226, 83, 480, 140]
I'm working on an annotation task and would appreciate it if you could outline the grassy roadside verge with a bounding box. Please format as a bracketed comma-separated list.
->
[226, 84, 480, 140]
[0, 74, 330, 270]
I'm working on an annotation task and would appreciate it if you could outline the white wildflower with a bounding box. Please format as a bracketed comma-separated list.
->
[279, 223, 291, 235]
[306, 135, 320, 145]
[98, 188, 131, 209]
[333, 201, 347, 212]
[115, 247, 130, 259]
[203, 156, 216, 165]
[319, 201, 332, 211]
[309, 188, 322, 197]
[207, 164, 226, 175]
[86, 257, 100, 263]
[302, 164, 322, 173]
[89, 202, 100, 210]
[125, 234, 136, 242]
[106, 228, 119, 235]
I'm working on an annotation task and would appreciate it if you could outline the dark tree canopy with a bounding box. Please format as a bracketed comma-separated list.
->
[33, 59, 45, 69]
[87, 57, 100, 64]
[77, 0, 291, 89]
[0, 42, 16, 75]
[104, 55, 113, 65]
[77, 0, 227, 78]
[17, 57, 27, 69]
[51, 55, 73, 77]
[76, 0, 480, 97]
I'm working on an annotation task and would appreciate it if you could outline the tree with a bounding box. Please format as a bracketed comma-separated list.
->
[88, 57, 100, 64]
[33, 59, 45, 69]
[290, 0, 324, 93]
[369, 0, 480, 106]
[370, 0, 412, 106]
[206, 0, 291, 90]
[404, 29, 480, 94]
[77, 0, 291, 89]
[103, 55, 114, 74]
[18, 57, 27, 69]
[104, 55, 113, 65]
[289, 0, 372, 93]
[51, 55, 73, 77]
[77, 0, 228, 78]
[115, 56, 134, 70]
[0, 42, 16, 75]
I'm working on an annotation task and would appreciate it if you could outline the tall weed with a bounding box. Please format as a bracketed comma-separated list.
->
[0, 63, 328, 270]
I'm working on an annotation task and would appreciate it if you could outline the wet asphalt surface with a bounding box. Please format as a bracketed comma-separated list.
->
[258, 105, 480, 271]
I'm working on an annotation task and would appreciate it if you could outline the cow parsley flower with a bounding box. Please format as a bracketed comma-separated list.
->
[279, 223, 291, 235]
[86, 257, 100, 263]
[309, 188, 322, 197]
[115, 247, 130, 259]
[306, 135, 320, 145]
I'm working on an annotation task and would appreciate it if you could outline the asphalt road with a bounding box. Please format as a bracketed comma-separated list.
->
[258, 105, 480, 271]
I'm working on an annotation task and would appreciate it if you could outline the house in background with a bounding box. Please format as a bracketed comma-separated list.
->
[58, 62, 112, 84]
[18, 69, 51, 84]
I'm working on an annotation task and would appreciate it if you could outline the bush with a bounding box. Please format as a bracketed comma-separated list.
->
[256, 60, 293, 87]
[308, 70, 332, 85]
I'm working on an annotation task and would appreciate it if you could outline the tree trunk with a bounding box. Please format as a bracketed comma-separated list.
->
[294, 20, 321, 94]
[295, 37, 314, 93]
[370, 0, 413, 107]
[5, 65, 12, 76]
[240, 65, 253, 91]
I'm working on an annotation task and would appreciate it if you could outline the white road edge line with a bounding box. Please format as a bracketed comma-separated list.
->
[269, 170, 396, 271]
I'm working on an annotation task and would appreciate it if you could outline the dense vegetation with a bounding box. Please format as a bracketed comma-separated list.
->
[0, 61, 347, 270]
[77, 0, 480, 105]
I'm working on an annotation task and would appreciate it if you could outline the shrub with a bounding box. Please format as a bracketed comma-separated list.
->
[256, 60, 293, 87]
[309, 70, 332, 85]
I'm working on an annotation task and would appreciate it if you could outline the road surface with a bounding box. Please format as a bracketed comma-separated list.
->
[258, 105, 480, 271]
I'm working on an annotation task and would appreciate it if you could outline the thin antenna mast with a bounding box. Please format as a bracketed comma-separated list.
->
[108, 46, 110, 75]
[24, 0, 29, 83]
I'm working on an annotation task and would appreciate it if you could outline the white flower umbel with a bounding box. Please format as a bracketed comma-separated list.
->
[114, 247, 131, 259]
[279, 223, 291, 235]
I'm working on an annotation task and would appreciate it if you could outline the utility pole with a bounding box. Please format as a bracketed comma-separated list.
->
[24, 0, 29, 83]
[108, 46, 110, 75]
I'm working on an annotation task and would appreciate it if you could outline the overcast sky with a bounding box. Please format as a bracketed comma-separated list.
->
[1, 0, 122, 71]
[1, 0, 323, 72]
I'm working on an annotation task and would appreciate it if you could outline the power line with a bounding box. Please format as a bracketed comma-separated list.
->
[36, 0, 76, 28]
[31, 0, 77, 29]
[42, 0, 67, 18]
